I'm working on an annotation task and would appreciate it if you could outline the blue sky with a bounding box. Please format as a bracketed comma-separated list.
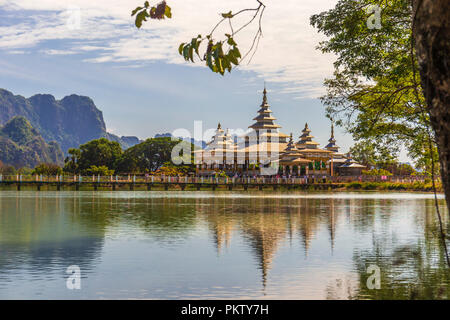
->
[0, 0, 404, 159]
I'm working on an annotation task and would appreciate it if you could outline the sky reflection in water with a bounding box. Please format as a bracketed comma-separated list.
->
[0, 191, 448, 299]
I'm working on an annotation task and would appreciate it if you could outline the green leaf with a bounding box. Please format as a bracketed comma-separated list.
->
[217, 42, 224, 57]
[217, 57, 224, 75]
[221, 11, 233, 18]
[233, 47, 241, 59]
[206, 53, 214, 71]
[189, 46, 194, 62]
[135, 10, 148, 28]
[229, 52, 239, 65]
[144, 1, 150, 8]
[182, 45, 190, 61]
[164, 5, 172, 18]
[194, 40, 201, 57]
[178, 43, 185, 55]
[132, 7, 143, 17]
[227, 37, 237, 46]
[222, 56, 231, 72]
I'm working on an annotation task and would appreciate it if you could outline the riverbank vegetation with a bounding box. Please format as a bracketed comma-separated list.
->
[345, 181, 442, 192]
[62, 137, 195, 176]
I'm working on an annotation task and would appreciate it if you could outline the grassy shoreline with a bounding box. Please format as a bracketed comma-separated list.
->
[343, 181, 442, 192]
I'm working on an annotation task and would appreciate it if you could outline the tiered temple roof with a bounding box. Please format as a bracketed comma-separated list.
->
[249, 87, 281, 130]
[204, 123, 236, 152]
[339, 156, 366, 168]
[243, 87, 289, 155]
[279, 134, 311, 165]
[324, 122, 339, 152]
[296, 123, 320, 149]
[196, 86, 365, 175]
[196, 123, 239, 164]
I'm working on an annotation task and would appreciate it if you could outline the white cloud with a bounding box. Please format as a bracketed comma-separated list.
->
[42, 49, 78, 55]
[0, 0, 338, 98]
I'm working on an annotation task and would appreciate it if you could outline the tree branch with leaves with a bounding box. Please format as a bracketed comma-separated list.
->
[132, 0, 265, 75]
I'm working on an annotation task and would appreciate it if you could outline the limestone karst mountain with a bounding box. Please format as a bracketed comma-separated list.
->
[0, 88, 140, 153]
[0, 116, 64, 168]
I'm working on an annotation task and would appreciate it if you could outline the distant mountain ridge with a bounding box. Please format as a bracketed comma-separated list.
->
[155, 133, 206, 149]
[0, 89, 140, 153]
[0, 116, 64, 168]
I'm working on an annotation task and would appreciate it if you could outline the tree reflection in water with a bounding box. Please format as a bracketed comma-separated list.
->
[0, 191, 448, 299]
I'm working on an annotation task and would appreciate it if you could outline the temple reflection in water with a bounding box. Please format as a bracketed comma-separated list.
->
[0, 192, 448, 299]
[198, 195, 342, 288]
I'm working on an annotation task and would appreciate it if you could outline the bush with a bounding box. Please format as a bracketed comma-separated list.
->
[33, 163, 63, 176]
[0, 165, 17, 175]
[86, 165, 114, 176]
[346, 182, 362, 189]
[362, 182, 378, 190]
[362, 168, 393, 176]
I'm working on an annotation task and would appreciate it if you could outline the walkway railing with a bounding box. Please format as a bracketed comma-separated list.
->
[0, 174, 428, 185]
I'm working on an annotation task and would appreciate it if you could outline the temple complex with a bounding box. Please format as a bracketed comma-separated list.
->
[195, 87, 365, 176]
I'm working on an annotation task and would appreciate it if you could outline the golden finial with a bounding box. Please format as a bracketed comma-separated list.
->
[331, 120, 334, 139]
[262, 82, 267, 104]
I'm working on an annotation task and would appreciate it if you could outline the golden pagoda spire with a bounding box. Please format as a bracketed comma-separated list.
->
[249, 85, 282, 130]
[262, 83, 268, 105]
[217, 122, 222, 130]
[297, 122, 319, 149]
[325, 119, 339, 152]
[331, 120, 335, 139]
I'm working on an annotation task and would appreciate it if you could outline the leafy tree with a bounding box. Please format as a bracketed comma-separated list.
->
[117, 137, 194, 173]
[350, 140, 398, 168]
[63, 148, 81, 174]
[362, 168, 393, 176]
[376, 161, 416, 176]
[66, 138, 123, 174]
[33, 163, 63, 176]
[350, 142, 378, 168]
[0, 163, 16, 175]
[86, 165, 115, 176]
[309, 0, 450, 203]
[153, 162, 191, 176]
[311, 0, 450, 264]
[310, 0, 432, 169]
[412, 0, 450, 217]
[407, 135, 440, 176]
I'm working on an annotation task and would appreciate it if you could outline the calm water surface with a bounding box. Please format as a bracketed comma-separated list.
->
[0, 191, 449, 299]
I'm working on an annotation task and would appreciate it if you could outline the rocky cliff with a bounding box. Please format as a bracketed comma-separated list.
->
[0, 116, 64, 168]
[0, 89, 140, 153]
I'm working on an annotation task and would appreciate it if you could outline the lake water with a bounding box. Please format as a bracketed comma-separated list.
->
[0, 191, 449, 300]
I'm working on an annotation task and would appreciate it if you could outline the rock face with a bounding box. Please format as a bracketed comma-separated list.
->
[0, 89, 140, 153]
[0, 116, 64, 168]
[105, 133, 141, 150]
